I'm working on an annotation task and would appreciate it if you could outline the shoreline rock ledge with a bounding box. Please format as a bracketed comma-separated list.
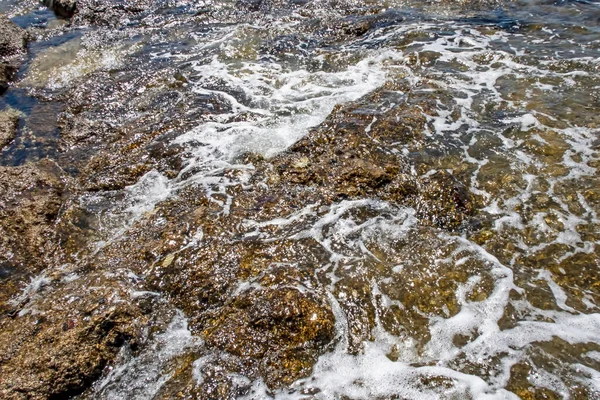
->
[0, 14, 28, 93]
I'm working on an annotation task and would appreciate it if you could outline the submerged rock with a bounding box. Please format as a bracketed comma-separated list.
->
[42, 0, 156, 22]
[13, 77, 478, 395]
[5, 0, 593, 396]
[71, 85, 477, 391]
[272, 86, 475, 230]
[414, 170, 474, 231]
[0, 57, 481, 395]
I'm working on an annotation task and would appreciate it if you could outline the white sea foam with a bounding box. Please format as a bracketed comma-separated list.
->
[87, 28, 399, 233]
[172, 50, 399, 187]
[9, 272, 52, 315]
[93, 310, 200, 400]
[87, 170, 172, 250]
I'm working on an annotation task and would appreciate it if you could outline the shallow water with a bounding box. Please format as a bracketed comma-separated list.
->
[2, 0, 600, 398]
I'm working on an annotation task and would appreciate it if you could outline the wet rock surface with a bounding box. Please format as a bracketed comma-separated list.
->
[42, 0, 157, 22]
[61, 94, 476, 395]
[271, 85, 475, 230]
[0, 109, 18, 150]
[0, 14, 27, 93]
[0, 160, 66, 314]
[0, 61, 14, 93]
[0, 0, 598, 398]
[56, 69, 228, 189]
[0, 271, 149, 400]
[0, 15, 27, 58]
[204, 286, 335, 387]
[15, 79, 475, 394]
[72, 0, 159, 26]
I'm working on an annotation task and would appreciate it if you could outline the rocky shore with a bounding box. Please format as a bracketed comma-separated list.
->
[0, 14, 27, 93]
[0, 3, 483, 396]
[0, 0, 598, 398]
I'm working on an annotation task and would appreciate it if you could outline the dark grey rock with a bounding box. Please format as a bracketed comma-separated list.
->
[0, 15, 27, 59]
[0, 62, 14, 93]
[43, 0, 78, 18]
[0, 14, 27, 93]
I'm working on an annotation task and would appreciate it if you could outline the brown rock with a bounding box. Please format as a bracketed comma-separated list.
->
[203, 286, 335, 388]
[0, 272, 147, 400]
[0, 15, 27, 59]
[0, 160, 67, 314]
[65, 83, 480, 394]
[271, 87, 473, 229]
[72, 0, 154, 27]
[414, 170, 475, 231]
[0, 110, 18, 150]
